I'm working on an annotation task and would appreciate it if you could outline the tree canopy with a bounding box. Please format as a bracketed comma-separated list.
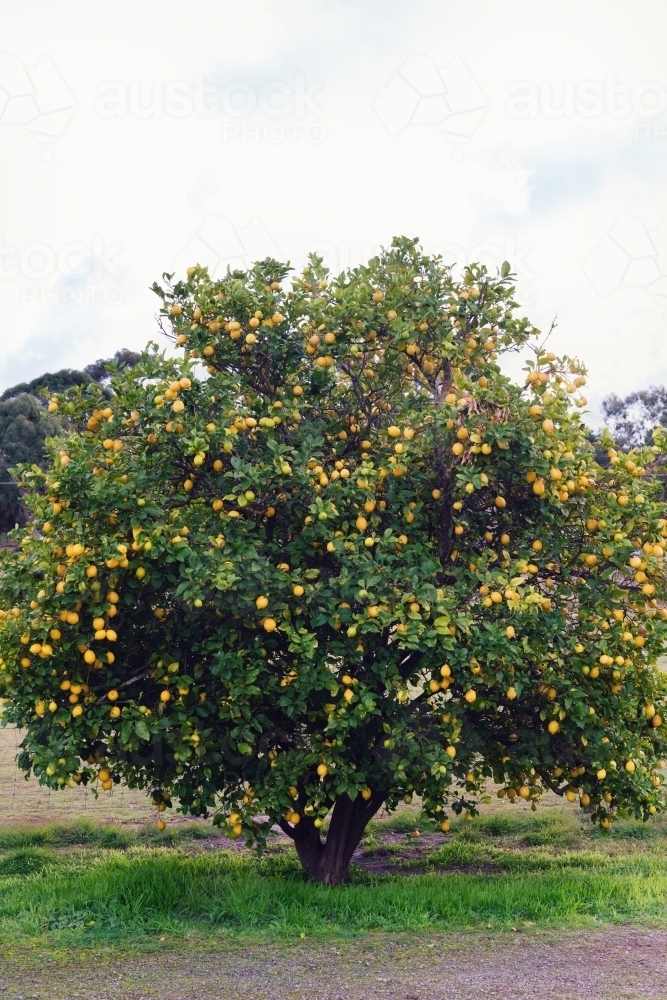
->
[0, 237, 666, 884]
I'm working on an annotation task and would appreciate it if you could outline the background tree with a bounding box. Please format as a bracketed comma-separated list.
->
[0, 352, 141, 533]
[0, 395, 66, 534]
[0, 368, 92, 404]
[0, 352, 141, 404]
[83, 349, 141, 385]
[602, 386, 667, 451]
[0, 239, 666, 885]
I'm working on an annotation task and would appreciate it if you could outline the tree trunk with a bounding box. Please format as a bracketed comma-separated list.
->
[280, 792, 385, 885]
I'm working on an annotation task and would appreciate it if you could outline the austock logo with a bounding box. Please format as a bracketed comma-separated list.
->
[507, 76, 667, 120]
[373, 53, 487, 152]
[434, 236, 535, 281]
[0, 234, 124, 306]
[95, 75, 324, 120]
[583, 216, 667, 300]
[171, 216, 280, 279]
[0, 52, 76, 155]
[95, 74, 326, 144]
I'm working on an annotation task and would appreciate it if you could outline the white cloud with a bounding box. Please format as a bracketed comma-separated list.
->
[0, 0, 666, 428]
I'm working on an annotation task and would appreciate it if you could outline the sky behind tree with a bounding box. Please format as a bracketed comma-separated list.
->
[1, 0, 666, 425]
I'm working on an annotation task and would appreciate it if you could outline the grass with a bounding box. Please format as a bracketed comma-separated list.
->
[0, 809, 666, 942]
[462, 809, 583, 846]
[1, 844, 667, 941]
[0, 817, 214, 851]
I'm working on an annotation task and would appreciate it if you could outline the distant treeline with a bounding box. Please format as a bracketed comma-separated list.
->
[0, 350, 140, 534]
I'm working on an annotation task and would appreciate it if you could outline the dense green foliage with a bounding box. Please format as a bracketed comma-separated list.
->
[0, 395, 66, 533]
[0, 238, 666, 881]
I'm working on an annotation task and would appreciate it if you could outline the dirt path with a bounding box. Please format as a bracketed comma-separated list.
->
[2, 927, 666, 1000]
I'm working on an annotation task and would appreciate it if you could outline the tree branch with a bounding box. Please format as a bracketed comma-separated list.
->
[94, 670, 151, 705]
[277, 817, 296, 840]
[535, 768, 578, 798]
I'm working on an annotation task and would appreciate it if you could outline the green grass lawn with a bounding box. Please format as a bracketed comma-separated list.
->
[1, 808, 667, 945]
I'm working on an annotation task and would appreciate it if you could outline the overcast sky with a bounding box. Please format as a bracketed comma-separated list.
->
[1, 1, 667, 424]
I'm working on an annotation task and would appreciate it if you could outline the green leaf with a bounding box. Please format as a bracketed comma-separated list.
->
[135, 719, 150, 741]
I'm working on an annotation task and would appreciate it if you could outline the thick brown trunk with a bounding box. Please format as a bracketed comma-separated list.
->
[283, 792, 385, 884]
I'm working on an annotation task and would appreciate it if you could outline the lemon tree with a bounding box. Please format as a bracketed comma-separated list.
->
[1, 237, 666, 884]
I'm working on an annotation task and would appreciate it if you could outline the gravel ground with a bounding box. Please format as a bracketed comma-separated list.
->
[2, 927, 666, 1000]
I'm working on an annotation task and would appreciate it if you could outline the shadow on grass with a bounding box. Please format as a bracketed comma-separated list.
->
[0, 848, 58, 878]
